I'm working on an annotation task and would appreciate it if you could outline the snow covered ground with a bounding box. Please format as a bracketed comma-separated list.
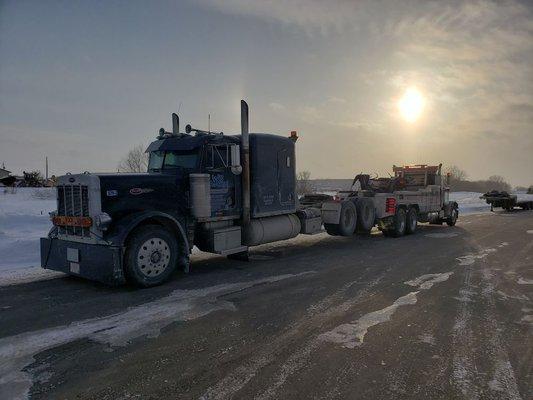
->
[0, 188, 498, 286]
[450, 191, 491, 215]
[0, 188, 62, 285]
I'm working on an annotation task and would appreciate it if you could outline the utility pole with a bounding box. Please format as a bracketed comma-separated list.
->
[45, 157, 49, 180]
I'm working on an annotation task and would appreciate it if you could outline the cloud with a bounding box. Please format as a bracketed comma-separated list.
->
[195, 0, 357, 33]
[268, 102, 285, 111]
[326, 96, 346, 104]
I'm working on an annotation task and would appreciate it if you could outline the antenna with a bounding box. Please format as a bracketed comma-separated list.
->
[177, 101, 182, 114]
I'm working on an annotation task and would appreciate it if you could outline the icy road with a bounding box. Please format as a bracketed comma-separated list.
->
[0, 212, 532, 399]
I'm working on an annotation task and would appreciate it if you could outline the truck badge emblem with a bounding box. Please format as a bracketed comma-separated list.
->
[129, 188, 154, 195]
[106, 190, 118, 197]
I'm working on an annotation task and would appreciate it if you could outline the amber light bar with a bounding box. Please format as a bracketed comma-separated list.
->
[53, 216, 93, 228]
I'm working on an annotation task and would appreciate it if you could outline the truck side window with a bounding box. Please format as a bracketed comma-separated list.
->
[148, 151, 164, 171]
[207, 145, 229, 170]
[164, 151, 198, 169]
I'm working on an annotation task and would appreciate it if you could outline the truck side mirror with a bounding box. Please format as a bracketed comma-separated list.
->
[230, 144, 242, 175]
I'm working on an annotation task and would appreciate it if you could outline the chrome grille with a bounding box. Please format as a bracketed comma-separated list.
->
[57, 184, 90, 237]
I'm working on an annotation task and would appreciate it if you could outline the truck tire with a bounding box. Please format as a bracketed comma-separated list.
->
[356, 198, 375, 234]
[124, 224, 179, 287]
[446, 207, 458, 226]
[337, 201, 357, 236]
[406, 207, 418, 234]
[385, 208, 407, 238]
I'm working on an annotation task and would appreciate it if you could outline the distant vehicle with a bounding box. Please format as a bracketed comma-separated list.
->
[41, 101, 457, 287]
[481, 190, 533, 211]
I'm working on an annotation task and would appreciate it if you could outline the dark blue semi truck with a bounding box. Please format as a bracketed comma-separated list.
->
[41, 100, 458, 287]
[41, 101, 331, 286]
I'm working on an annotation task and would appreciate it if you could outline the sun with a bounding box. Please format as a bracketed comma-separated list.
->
[398, 87, 425, 123]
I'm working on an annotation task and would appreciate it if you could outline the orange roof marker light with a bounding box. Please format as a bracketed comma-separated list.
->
[289, 130, 298, 142]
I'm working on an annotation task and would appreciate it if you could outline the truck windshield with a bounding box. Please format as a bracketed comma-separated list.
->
[148, 151, 198, 172]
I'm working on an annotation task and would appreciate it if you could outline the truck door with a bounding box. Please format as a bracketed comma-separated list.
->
[277, 148, 295, 207]
[206, 144, 240, 217]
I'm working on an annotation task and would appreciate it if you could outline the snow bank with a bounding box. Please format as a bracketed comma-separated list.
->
[0, 188, 60, 284]
[450, 192, 491, 215]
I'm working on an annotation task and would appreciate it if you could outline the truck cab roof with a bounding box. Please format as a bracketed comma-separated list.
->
[145, 132, 291, 153]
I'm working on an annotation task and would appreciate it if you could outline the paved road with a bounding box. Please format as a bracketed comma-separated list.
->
[1, 212, 532, 400]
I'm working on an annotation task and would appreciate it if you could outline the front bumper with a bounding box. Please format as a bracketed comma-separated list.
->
[40, 237, 126, 285]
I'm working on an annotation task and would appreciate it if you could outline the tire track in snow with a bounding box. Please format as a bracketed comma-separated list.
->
[0, 272, 314, 400]
[451, 240, 524, 400]
[480, 262, 523, 399]
[254, 272, 453, 400]
[319, 272, 453, 349]
[451, 266, 480, 399]
[200, 269, 390, 400]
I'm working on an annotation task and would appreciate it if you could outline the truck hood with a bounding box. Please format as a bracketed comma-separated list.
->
[97, 173, 188, 218]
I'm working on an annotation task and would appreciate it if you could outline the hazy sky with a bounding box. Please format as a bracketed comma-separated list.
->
[1, 0, 532, 185]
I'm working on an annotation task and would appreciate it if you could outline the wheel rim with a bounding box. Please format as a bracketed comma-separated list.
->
[452, 210, 457, 222]
[137, 237, 171, 277]
[410, 214, 417, 230]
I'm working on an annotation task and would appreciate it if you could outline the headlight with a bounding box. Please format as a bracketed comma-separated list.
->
[95, 213, 112, 230]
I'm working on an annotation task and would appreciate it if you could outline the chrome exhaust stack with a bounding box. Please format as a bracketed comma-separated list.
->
[172, 113, 179, 135]
[241, 100, 251, 226]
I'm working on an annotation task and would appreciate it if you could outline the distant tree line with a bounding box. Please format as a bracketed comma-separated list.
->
[444, 165, 531, 193]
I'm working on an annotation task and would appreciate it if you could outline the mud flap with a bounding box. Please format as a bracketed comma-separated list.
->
[321, 201, 343, 224]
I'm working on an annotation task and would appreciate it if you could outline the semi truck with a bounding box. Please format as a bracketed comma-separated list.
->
[41, 101, 458, 287]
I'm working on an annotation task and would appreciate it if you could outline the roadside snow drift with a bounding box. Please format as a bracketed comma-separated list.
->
[0, 188, 60, 284]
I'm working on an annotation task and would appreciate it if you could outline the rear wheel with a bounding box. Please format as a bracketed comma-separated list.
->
[337, 201, 357, 236]
[356, 198, 375, 234]
[384, 208, 407, 238]
[405, 207, 418, 234]
[125, 225, 179, 287]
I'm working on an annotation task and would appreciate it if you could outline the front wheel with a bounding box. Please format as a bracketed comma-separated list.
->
[446, 208, 458, 226]
[125, 225, 180, 287]
[384, 208, 407, 238]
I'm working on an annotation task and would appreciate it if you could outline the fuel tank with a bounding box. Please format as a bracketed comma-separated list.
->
[243, 214, 301, 246]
